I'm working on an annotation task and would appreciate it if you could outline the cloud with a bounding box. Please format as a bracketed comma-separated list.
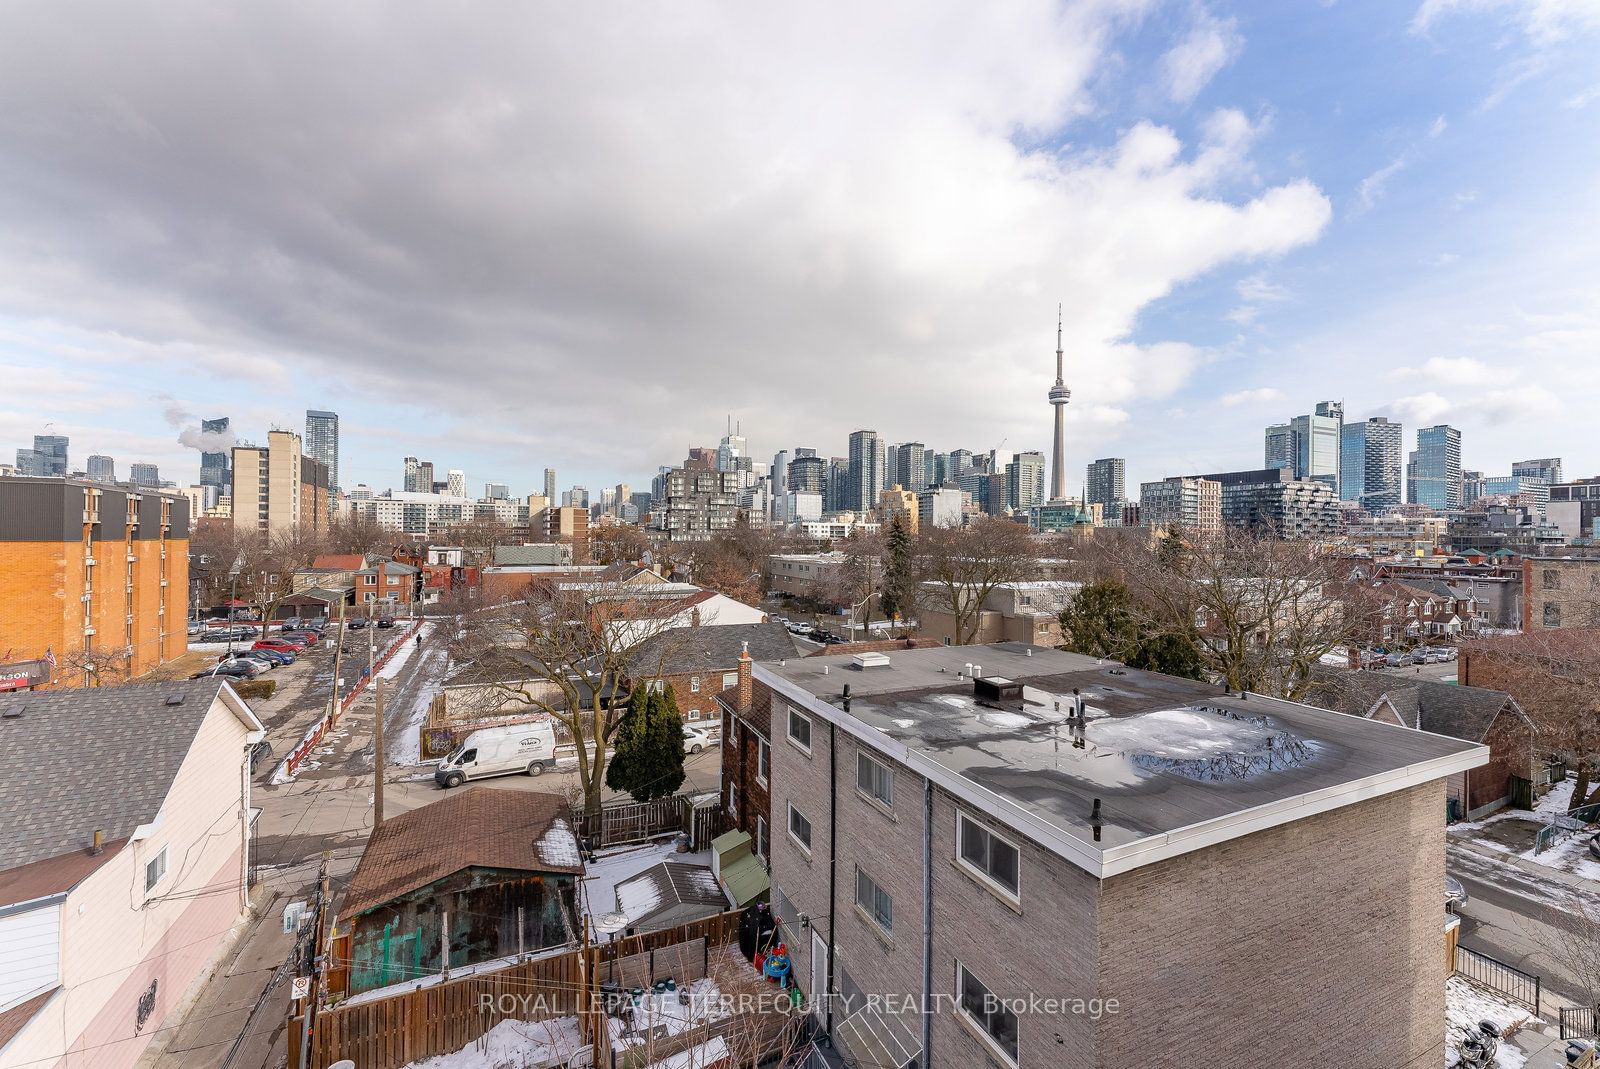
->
[0, 2, 1332, 489]
[1159, 8, 1244, 105]
[1566, 83, 1600, 107]
[1219, 386, 1283, 407]
[1388, 355, 1496, 384]
[1388, 392, 1455, 425]
[1353, 155, 1409, 215]
[1413, 0, 1600, 45]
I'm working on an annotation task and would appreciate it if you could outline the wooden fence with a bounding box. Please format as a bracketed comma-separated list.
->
[574, 794, 702, 848]
[295, 910, 745, 1069]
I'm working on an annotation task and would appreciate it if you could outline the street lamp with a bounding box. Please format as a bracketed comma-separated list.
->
[852, 591, 881, 639]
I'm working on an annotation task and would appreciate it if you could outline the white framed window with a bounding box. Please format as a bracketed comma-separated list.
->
[855, 867, 893, 934]
[787, 706, 812, 752]
[728, 783, 739, 820]
[144, 848, 168, 893]
[755, 815, 767, 862]
[757, 738, 770, 788]
[687, 709, 701, 721]
[787, 802, 813, 853]
[690, 676, 702, 693]
[956, 812, 1020, 901]
[857, 752, 893, 808]
[956, 961, 1019, 1066]
[722, 671, 739, 689]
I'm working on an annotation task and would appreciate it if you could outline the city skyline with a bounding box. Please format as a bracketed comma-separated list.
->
[1, 3, 1597, 495]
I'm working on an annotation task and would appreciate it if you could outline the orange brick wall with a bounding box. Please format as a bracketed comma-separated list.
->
[0, 532, 187, 686]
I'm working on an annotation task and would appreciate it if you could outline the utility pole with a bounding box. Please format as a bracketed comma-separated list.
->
[328, 599, 347, 725]
[373, 676, 386, 830]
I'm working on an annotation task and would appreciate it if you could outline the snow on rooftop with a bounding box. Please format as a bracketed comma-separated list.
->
[580, 838, 712, 922]
[536, 817, 582, 868]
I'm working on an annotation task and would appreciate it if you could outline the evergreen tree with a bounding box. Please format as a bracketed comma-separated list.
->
[1058, 578, 1205, 681]
[606, 684, 687, 802]
[880, 514, 916, 623]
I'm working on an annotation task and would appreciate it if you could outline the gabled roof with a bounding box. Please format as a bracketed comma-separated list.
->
[337, 788, 581, 922]
[1302, 668, 1526, 744]
[614, 861, 727, 925]
[630, 622, 797, 678]
[0, 679, 262, 873]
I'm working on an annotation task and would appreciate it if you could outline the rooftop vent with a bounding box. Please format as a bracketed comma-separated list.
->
[1, 705, 23, 719]
[973, 676, 1023, 705]
[851, 652, 891, 670]
[165, 693, 186, 707]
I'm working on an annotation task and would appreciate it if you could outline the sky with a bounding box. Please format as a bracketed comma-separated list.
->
[0, 0, 1596, 498]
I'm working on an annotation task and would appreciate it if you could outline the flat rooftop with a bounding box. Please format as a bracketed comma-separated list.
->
[758, 643, 1486, 876]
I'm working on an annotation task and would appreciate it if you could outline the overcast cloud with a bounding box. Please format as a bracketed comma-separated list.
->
[0, 1, 1594, 493]
[0, 1, 1340, 489]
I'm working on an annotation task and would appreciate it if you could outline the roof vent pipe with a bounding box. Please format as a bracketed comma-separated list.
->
[972, 665, 981, 678]
[842, 683, 851, 713]
[91, 830, 104, 855]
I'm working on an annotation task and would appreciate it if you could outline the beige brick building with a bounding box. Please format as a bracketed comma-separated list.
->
[758, 643, 1484, 1069]
[0, 477, 189, 689]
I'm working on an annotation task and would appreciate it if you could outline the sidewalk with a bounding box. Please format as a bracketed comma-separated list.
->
[1448, 830, 1600, 899]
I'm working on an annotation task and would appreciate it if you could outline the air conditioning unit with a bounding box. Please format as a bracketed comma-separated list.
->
[282, 901, 309, 933]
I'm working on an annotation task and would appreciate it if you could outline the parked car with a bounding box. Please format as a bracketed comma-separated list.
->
[1385, 652, 1412, 668]
[1445, 875, 1468, 906]
[279, 630, 320, 646]
[252, 640, 302, 659]
[248, 647, 294, 666]
[186, 620, 206, 636]
[192, 659, 260, 680]
[232, 651, 278, 671]
[199, 626, 256, 642]
[249, 739, 273, 771]
[435, 721, 558, 788]
[348, 616, 369, 630]
[683, 723, 716, 755]
[376, 616, 396, 629]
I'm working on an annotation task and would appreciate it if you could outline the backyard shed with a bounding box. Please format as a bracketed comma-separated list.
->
[615, 861, 729, 931]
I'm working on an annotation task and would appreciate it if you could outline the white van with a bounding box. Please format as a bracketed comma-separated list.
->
[435, 721, 557, 788]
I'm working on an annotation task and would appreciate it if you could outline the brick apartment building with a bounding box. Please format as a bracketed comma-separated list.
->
[1522, 555, 1600, 631]
[0, 477, 189, 689]
[752, 642, 1484, 1069]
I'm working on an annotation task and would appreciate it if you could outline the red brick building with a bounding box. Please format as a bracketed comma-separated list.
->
[630, 621, 796, 722]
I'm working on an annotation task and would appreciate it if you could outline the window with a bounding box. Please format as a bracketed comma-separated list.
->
[690, 676, 702, 693]
[857, 752, 893, 807]
[1545, 603, 1562, 628]
[788, 802, 812, 852]
[458, 748, 478, 764]
[755, 815, 767, 861]
[687, 709, 701, 721]
[957, 812, 1020, 899]
[757, 738, 770, 787]
[722, 671, 739, 689]
[856, 868, 893, 933]
[957, 962, 1019, 1065]
[787, 706, 812, 752]
[729, 784, 739, 820]
[144, 848, 168, 892]
[1544, 569, 1561, 590]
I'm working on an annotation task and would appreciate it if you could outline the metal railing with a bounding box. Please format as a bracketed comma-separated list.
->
[1535, 801, 1600, 855]
[1457, 944, 1541, 1016]
[1561, 1006, 1600, 1041]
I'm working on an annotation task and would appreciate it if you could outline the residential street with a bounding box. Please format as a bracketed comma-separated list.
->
[144, 621, 724, 1069]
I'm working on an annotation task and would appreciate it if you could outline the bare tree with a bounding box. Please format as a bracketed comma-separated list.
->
[448, 581, 690, 819]
[1462, 627, 1600, 808]
[54, 644, 134, 688]
[917, 517, 1039, 644]
[590, 523, 651, 566]
[324, 512, 395, 557]
[691, 521, 778, 606]
[1106, 528, 1379, 700]
[439, 514, 517, 568]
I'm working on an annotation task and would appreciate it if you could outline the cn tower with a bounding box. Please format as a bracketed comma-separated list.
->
[1048, 304, 1071, 502]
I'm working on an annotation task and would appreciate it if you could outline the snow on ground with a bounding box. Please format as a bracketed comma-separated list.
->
[1445, 974, 1532, 1068]
[391, 640, 452, 766]
[378, 621, 432, 680]
[400, 1014, 590, 1069]
[1452, 776, 1600, 881]
[644, 1037, 729, 1069]
[581, 838, 712, 921]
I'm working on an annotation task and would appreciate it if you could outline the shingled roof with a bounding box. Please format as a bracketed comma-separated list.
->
[0, 679, 260, 873]
[1302, 668, 1527, 744]
[337, 788, 582, 922]
[630, 622, 798, 678]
